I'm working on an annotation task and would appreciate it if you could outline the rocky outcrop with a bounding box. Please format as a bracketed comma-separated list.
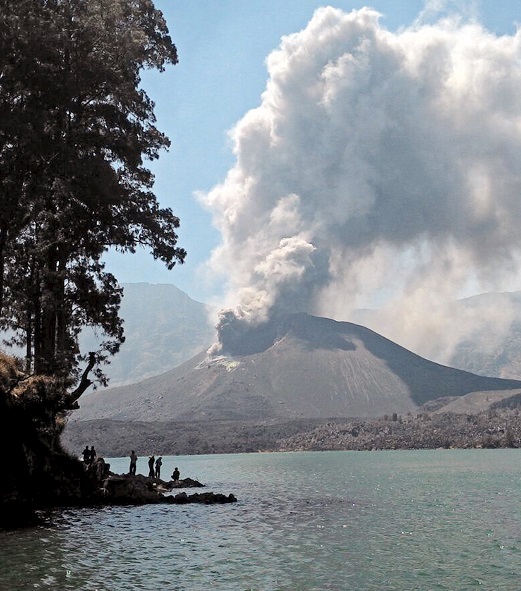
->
[0, 354, 237, 529]
[168, 491, 237, 504]
[96, 473, 236, 505]
[167, 477, 204, 489]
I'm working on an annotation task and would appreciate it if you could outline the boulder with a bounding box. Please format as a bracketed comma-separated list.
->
[167, 491, 237, 504]
[100, 474, 159, 504]
[168, 477, 204, 489]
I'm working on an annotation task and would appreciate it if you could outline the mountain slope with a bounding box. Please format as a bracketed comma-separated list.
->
[72, 313, 521, 422]
[449, 292, 521, 379]
[80, 282, 215, 386]
[352, 291, 521, 380]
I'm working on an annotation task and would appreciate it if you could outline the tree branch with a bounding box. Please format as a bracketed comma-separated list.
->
[65, 351, 96, 409]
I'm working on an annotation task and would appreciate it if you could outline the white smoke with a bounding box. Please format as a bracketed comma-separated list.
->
[201, 5, 521, 360]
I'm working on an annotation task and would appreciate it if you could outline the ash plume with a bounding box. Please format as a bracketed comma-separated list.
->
[203, 5, 521, 359]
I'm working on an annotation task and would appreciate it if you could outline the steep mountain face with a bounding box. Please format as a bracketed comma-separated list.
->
[80, 283, 215, 386]
[72, 313, 521, 423]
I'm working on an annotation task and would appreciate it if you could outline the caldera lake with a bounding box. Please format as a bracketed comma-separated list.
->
[1, 449, 520, 590]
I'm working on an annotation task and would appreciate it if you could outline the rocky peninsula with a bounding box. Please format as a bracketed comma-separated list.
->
[81, 462, 237, 506]
[0, 353, 236, 529]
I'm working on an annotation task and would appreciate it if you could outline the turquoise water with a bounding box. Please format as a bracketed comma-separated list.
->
[1, 449, 521, 590]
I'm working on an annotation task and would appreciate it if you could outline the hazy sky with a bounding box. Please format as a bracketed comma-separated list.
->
[107, 1, 521, 300]
[102, 0, 521, 364]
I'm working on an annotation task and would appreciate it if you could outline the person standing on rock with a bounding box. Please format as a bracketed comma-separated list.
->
[148, 455, 155, 478]
[90, 446, 97, 464]
[82, 446, 91, 465]
[155, 457, 162, 479]
[172, 467, 180, 482]
[129, 450, 138, 476]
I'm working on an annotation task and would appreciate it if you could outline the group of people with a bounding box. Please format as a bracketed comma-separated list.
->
[81, 445, 180, 482]
[81, 445, 107, 479]
[148, 454, 162, 479]
[82, 445, 96, 465]
[128, 450, 180, 482]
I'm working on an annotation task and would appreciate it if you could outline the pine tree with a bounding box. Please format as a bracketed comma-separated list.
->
[0, 0, 185, 406]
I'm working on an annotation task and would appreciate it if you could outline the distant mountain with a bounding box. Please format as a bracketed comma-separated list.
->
[448, 292, 521, 379]
[80, 283, 215, 386]
[4, 283, 521, 387]
[96, 287, 521, 387]
[72, 313, 521, 423]
[353, 291, 521, 380]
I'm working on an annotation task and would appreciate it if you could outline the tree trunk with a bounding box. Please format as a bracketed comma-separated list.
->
[35, 251, 59, 375]
[0, 229, 6, 315]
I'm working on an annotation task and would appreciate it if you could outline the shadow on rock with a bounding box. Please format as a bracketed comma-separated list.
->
[97, 471, 237, 505]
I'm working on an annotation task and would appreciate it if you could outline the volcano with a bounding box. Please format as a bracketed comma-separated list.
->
[72, 313, 521, 422]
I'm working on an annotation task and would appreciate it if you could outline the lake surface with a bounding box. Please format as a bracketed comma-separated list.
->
[1, 449, 521, 590]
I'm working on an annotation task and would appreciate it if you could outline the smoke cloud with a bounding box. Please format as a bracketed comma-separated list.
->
[202, 5, 521, 360]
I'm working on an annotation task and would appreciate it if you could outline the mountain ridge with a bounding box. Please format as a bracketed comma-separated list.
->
[72, 313, 521, 423]
[80, 282, 215, 386]
[100, 285, 521, 386]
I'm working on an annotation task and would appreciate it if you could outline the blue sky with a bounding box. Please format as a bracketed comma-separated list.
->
[106, 0, 521, 306]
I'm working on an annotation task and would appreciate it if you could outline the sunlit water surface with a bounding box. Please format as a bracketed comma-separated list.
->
[1, 450, 521, 590]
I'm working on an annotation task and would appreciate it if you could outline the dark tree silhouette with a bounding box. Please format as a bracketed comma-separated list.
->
[0, 0, 185, 405]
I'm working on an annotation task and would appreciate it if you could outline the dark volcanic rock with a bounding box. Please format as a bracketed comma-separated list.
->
[168, 477, 204, 488]
[62, 417, 346, 457]
[273, 407, 521, 452]
[218, 311, 358, 356]
[92, 472, 235, 506]
[167, 491, 237, 504]
[100, 474, 160, 503]
[71, 313, 521, 424]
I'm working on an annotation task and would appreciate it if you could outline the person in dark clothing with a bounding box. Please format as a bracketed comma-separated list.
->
[148, 455, 155, 478]
[129, 450, 138, 476]
[172, 467, 180, 482]
[90, 446, 97, 463]
[82, 446, 91, 464]
[155, 457, 162, 479]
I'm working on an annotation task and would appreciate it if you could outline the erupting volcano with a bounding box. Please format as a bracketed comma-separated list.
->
[73, 312, 521, 423]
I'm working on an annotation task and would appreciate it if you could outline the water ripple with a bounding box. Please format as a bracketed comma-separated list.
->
[1, 450, 521, 590]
